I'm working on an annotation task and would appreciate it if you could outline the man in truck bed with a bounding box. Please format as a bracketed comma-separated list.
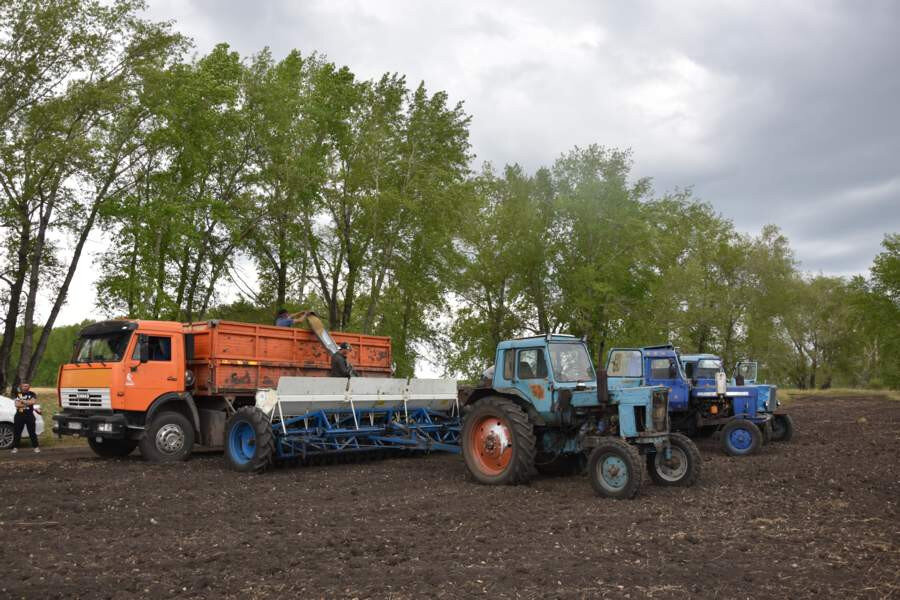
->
[330, 342, 356, 377]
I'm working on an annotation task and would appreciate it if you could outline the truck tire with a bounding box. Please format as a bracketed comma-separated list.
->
[770, 414, 794, 442]
[646, 433, 701, 487]
[462, 397, 535, 485]
[139, 411, 194, 462]
[588, 438, 643, 499]
[88, 437, 138, 458]
[721, 418, 761, 456]
[225, 406, 275, 473]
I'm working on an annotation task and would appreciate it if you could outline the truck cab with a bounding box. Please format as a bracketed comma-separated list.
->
[53, 320, 194, 461]
[606, 345, 775, 456]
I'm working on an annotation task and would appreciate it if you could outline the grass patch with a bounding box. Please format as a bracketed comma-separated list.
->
[778, 387, 900, 405]
[30, 387, 87, 449]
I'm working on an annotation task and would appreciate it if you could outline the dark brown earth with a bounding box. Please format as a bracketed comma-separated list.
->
[1, 395, 898, 599]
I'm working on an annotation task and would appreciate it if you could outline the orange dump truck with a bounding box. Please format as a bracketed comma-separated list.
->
[52, 318, 391, 461]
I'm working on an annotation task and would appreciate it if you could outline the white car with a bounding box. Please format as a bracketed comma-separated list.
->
[0, 395, 45, 449]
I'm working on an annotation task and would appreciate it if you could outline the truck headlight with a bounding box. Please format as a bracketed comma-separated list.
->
[97, 423, 114, 433]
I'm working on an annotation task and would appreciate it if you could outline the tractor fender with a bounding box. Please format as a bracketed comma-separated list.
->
[145, 392, 201, 434]
[466, 386, 547, 426]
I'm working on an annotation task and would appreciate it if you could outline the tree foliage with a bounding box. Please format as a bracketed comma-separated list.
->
[0, 0, 895, 390]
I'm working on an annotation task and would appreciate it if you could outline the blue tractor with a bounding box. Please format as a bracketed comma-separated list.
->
[605, 345, 779, 456]
[460, 335, 701, 499]
[709, 356, 792, 443]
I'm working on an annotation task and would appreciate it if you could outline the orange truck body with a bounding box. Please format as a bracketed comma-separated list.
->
[53, 319, 391, 456]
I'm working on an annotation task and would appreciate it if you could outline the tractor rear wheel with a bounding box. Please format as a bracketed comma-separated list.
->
[721, 418, 761, 456]
[225, 406, 275, 473]
[646, 433, 701, 486]
[587, 438, 643, 499]
[462, 397, 535, 485]
[88, 437, 138, 458]
[770, 414, 794, 442]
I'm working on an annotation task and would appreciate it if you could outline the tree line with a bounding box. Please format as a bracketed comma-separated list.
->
[2, 0, 897, 391]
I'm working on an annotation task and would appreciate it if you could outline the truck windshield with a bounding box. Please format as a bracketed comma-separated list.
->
[73, 332, 133, 363]
[548, 343, 595, 383]
[695, 359, 722, 379]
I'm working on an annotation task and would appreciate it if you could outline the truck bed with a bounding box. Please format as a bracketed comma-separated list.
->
[184, 320, 392, 396]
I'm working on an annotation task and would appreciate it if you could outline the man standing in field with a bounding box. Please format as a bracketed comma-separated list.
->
[12, 382, 39, 453]
[330, 343, 357, 377]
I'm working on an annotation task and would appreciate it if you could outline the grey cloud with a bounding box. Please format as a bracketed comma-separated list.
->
[145, 0, 900, 276]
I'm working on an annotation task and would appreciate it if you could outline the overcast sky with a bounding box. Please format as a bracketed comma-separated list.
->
[56, 0, 900, 324]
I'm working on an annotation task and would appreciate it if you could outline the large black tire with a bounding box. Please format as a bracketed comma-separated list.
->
[646, 433, 701, 487]
[139, 411, 194, 462]
[0, 422, 14, 449]
[462, 397, 535, 485]
[88, 437, 138, 458]
[757, 421, 772, 445]
[587, 438, 643, 499]
[720, 418, 761, 456]
[225, 406, 275, 473]
[770, 414, 794, 442]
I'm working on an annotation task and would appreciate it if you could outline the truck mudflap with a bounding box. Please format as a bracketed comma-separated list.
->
[52, 412, 134, 440]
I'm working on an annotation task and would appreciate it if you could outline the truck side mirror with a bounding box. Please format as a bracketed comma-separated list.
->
[138, 334, 149, 363]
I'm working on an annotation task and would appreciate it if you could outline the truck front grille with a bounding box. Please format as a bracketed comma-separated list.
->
[60, 387, 111, 410]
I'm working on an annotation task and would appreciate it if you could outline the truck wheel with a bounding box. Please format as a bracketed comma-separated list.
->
[140, 411, 194, 462]
[88, 437, 138, 458]
[721, 418, 761, 456]
[225, 406, 275, 473]
[0, 423, 13, 449]
[770, 414, 794, 442]
[587, 438, 643, 499]
[462, 397, 535, 485]
[646, 433, 701, 487]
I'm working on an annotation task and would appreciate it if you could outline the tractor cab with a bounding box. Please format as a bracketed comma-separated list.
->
[731, 360, 758, 385]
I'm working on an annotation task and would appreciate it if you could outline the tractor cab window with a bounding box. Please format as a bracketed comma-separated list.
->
[607, 350, 642, 377]
[650, 358, 678, 380]
[549, 343, 595, 383]
[684, 362, 696, 378]
[503, 349, 515, 380]
[735, 361, 757, 382]
[132, 336, 172, 361]
[695, 359, 722, 379]
[516, 348, 547, 380]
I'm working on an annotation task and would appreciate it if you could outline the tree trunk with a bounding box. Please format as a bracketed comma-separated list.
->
[0, 216, 31, 393]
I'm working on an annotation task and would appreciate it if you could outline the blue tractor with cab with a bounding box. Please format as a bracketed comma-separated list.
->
[460, 334, 701, 499]
[605, 345, 783, 456]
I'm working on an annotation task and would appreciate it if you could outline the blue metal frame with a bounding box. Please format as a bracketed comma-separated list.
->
[270, 406, 461, 462]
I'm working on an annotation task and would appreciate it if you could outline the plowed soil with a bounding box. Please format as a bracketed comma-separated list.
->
[1, 394, 898, 599]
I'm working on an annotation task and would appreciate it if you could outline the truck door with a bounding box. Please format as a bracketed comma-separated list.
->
[645, 356, 689, 411]
[125, 333, 183, 411]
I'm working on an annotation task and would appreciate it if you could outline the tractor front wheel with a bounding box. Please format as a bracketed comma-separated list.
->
[721, 418, 762, 456]
[646, 433, 701, 487]
[462, 397, 535, 485]
[770, 414, 794, 442]
[587, 438, 643, 499]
